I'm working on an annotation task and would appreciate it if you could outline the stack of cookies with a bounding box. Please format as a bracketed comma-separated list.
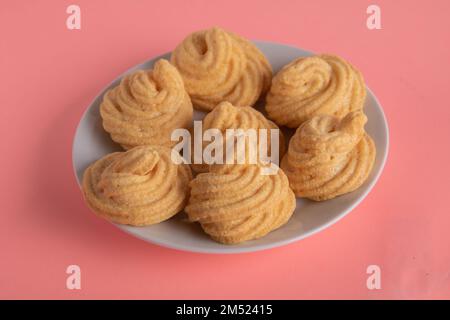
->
[82, 27, 376, 245]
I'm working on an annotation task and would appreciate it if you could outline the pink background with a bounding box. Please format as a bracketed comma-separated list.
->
[1, 0, 449, 299]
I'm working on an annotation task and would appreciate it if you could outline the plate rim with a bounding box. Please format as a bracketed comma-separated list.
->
[72, 40, 390, 254]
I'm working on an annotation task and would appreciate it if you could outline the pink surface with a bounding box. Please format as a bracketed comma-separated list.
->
[1, 0, 449, 299]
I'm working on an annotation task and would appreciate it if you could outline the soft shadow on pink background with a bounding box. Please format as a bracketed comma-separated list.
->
[0, 0, 449, 299]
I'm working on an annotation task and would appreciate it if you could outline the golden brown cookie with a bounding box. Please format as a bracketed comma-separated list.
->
[100, 59, 193, 149]
[281, 111, 376, 201]
[82, 145, 192, 226]
[191, 101, 285, 173]
[266, 54, 366, 128]
[185, 163, 296, 244]
[171, 27, 272, 111]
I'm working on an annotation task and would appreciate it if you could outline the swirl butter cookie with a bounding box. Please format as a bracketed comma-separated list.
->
[82, 145, 192, 226]
[191, 101, 285, 173]
[185, 163, 295, 244]
[266, 54, 366, 128]
[281, 111, 376, 201]
[100, 59, 193, 149]
[171, 27, 272, 111]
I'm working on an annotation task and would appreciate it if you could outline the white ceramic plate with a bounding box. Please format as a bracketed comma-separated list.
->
[72, 41, 389, 254]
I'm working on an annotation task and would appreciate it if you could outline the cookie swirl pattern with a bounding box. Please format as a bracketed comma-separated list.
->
[185, 164, 295, 244]
[82, 145, 192, 226]
[266, 54, 366, 128]
[191, 101, 285, 173]
[171, 27, 272, 111]
[281, 111, 376, 201]
[100, 59, 193, 149]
